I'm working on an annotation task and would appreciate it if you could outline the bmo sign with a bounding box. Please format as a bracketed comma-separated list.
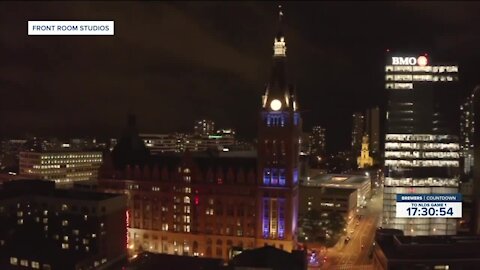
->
[392, 56, 428, 66]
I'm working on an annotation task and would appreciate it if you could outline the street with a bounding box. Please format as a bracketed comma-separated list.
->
[315, 190, 383, 270]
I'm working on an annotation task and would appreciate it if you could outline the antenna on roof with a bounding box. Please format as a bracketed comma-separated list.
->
[278, 4, 283, 22]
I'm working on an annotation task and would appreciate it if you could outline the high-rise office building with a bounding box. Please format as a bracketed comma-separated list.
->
[351, 113, 365, 157]
[300, 133, 311, 155]
[366, 107, 380, 161]
[472, 86, 480, 234]
[460, 88, 476, 176]
[310, 126, 326, 157]
[19, 151, 103, 186]
[383, 53, 460, 236]
[194, 120, 215, 136]
[458, 88, 475, 235]
[0, 139, 27, 157]
[0, 139, 27, 171]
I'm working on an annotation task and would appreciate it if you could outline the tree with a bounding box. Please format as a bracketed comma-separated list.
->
[299, 210, 347, 247]
[317, 211, 346, 247]
[326, 211, 346, 236]
[299, 209, 323, 243]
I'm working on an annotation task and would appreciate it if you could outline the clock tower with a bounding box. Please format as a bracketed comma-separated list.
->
[256, 6, 302, 251]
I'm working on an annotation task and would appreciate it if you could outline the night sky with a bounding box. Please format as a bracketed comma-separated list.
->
[1, 1, 480, 153]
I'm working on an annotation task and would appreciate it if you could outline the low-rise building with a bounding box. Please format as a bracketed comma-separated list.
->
[19, 151, 103, 186]
[0, 179, 127, 270]
[373, 229, 480, 270]
[300, 173, 371, 217]
[300, 186, 357, 218]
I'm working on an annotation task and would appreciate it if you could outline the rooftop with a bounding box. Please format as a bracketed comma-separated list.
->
[20, 149, 102, 154]
[125, 252, 225, 270]
[148, 152, 257, 172]
[230, 245, 306, 270]
[303, 173, 370, 188]
[376, 232, 480, 261]
[0, 230, 90, 269]
[396, 235, 480, 246]
[320, 187, 357, 196]
[0, 179, 120, 202]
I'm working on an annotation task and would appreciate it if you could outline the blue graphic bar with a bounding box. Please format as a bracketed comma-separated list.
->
[396, 194, 462, 202]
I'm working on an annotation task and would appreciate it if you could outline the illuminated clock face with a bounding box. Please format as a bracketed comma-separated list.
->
[270, 99, 282, 111]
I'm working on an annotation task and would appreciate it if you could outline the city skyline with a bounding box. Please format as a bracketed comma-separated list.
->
[1, 3, 479, 269]
[2, 2, 480, 152]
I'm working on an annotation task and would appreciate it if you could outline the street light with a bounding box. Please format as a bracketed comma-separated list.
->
[360, 235, 365, 250]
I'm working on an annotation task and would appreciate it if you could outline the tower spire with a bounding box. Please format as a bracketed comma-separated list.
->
[273, 5, 286, 57]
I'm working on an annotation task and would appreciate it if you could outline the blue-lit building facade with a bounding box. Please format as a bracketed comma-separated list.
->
[383, 53, 461, 236]
[256, 14, 301, 249]
[98, 10, 301, 261]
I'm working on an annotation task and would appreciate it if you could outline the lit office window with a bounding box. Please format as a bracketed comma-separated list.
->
[393, 74, 412, 81]
[32, 261, 40, 269]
